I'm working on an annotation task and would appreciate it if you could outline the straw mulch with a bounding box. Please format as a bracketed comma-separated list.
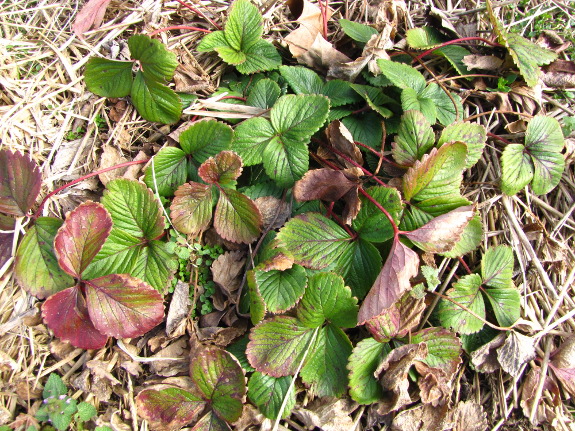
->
[1, 0, 574, 430]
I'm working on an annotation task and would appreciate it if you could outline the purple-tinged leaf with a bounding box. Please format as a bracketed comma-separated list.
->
[0, 214, 14, 270]
[191, 411, 229, 431]
[403, 205, 475, 253]
[15, 217, 74, 299]
[214, 188, 262, 244]
[84, 274, 164, 339]
[190, 345, 245, 423]
[54, 202, 112, 279]
[0, 150, 42, 216]
[365, 292, 425, 342]
[136, 387, 205, 431]
[42, 286, 108, 349]
[358, 239, 420, 325]
[170, 182, 213, 235]
[198, 151, 243, 186]
[247, 316, 316, 377]
[293, 168, 358, 202]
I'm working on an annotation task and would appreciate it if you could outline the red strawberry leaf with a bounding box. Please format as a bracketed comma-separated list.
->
[136, 386, 205, 431]
[41, 286, 108, 350]
[198, 151, 243, 186]
[170, 182, 213, 235]
[293, 168, 358, 203]
[358, 238, 420, 325]
[84, 274, 164, 339]
[214, 188, 262, 244]
[0, 214, 15, 270]
[0, 150, 42, 216]
[54, 202, 112, 279]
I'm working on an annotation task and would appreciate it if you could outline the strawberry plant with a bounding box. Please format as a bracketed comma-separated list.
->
[84, 34, 181, 124]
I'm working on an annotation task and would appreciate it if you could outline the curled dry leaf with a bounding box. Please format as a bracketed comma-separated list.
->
[254, 196, 291, 230]
[358, 239, 420, 324]
[462, 55, 504, 71]
[365, 292, 425, 342]
[293, 398, 357, 431]
[391, 404, 449, 431]
[294, 168, 358, 203]
[451, 400, 488, 431]
[166, 280, 191, 338]
[324, 120, 363, 168]
[403, 205, 475, 254]
[520, 366, 559, 425]
[211, 250, 246, 298]
[496, 331, 536, 379]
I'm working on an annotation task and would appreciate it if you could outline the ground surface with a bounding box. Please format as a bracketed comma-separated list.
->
[1, 0, 575, 430]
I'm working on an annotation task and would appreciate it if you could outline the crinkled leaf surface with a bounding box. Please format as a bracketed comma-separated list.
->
[214, 187, 262, 243]
[401, 87, 437, 125]
[54, 202, 112, 279]
[246, 78, 281, 109]
[358, 239, 420, 325]
[198, 151, 243, 186]
[0, 150, 42, 216]
[144, 147, 188, 197]
[438, 122, 487, 169]
[247, 316, 316, 377]
[248, 372, 295, 420]
[84, 58, 133, 98]
[42, 286, 108, 350]
[300, 324, 352, 397]
[131, 71, 182, 124]
[297, 272, 358, 328]
[277, 213, 352, 269]
[85, 273, 164, 338]
[170, 182, 213, 235]
[403, 205, 475, 253]
[190, 346, 246, 423]
[348, 338, 391, 404]
[15, 217, 74, 299]
[179, 119, 234, 163]
[136, 387, 205, 431]
[392, 110, 435, 166]
[439, 274, 485, 334]
[254, 264, 307, 313]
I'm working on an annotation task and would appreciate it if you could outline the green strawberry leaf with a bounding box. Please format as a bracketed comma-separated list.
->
[223, 0, 262, 51]
[136, 387, 205, 430]
[352, 186, 403, 243]
[170, 182, 214, 235]
[435, 45, 472, 78]
[438, 122, 487, 169]
[484, 286, 520, 328]
[439, 274, 485, 334]
[15, 217, 74, 299]
[0, 150, 42, 217]
[335, 237, 382, 299]
[486, 0, 557, 87]
[132, 240, 177, 291]
[350, 84, 393, 118]
[233, 117, 275, 166]
[280, 65, 324, 94]
[392, 110, 435, 166]
[84, 58, 133, 98]
[300, 324, 353, 397]
[128, 34, 178, 82]
[403, 142, 468, 218]
[297, 272, 358, 328]
[248, 270, 267, 325]
[405, 27, 444, 49]
[246, 78, 281, 109]
[247, 316, 317, 377]
[179, 119, 234, 163]
[339, 19, 378, 43]
[410, 327, 462, 372]
[482, 245, 513, 289]
[192, 411, 229, 431]
[348, 338, 391, 404]
[54, 202, 112, 279]
[144, 147, 188, 196]
[214, 187, 262, 243]
[276, 213, 352, 270]
[322, 80, 361, 107]
[248, 372, 295, 420]
[420, 83, 462, 125]
[254, 264, 307, 313]
[525, 115, 565, 195]
[85, 274, 164, 338]
[190, 345, 246, 423]
[500, 144, 534, 195]
[236, 40, 282, 74]
[400, 87, 437, 125]
[377, 59, 427, 93]
[131, 71, 182, 124]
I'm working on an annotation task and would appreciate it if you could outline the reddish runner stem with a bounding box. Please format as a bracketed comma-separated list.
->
[34, 159, 149, 219]
[357, 188, 401, 237]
